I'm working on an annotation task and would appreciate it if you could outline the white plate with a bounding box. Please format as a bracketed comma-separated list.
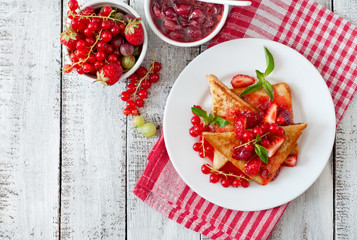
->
[163, 38, 336, 211]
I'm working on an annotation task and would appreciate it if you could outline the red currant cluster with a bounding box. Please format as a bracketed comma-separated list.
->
[189, 106, 250, 188]
[200, 164, 250, 188]
[120, 61, 162, 116]
[61, 0, 144, 85]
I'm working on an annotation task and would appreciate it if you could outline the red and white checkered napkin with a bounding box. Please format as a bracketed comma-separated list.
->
[134, 0, 357, 239]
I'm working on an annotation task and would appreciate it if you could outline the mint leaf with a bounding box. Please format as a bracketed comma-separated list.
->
[191, 107, 211, 124]
[254, 143, 268, 163]
[262, 80, 274, 100]
[240, 80, 263, 97]
[208, 113, 214, 122]
[213, 116, 230, 127]
[264, 47, 274, 76]
[256, 70, 264, 81]
[255, 134, 262, 142]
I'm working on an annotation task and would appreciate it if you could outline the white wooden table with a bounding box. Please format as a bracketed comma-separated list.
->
[1, 0, 356, 239]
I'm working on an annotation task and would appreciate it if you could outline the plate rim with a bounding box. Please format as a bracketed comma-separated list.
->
[163, 38, 336, 211]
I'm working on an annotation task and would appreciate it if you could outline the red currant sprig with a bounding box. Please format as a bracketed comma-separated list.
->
[120, 53, 162, 116]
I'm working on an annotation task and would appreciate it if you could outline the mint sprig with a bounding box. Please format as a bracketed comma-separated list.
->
[253, 134, 268, 163]
[191, 107, 230, 127]
[240, 47, 275, 100]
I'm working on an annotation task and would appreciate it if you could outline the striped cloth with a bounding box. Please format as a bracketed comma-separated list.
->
[134, 0, 357, 239]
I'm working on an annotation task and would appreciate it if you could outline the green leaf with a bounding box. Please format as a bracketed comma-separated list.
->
[213, 116, 230, 127]
[240, 80, 263, 97]
[255, 134, 262, 142]
[262, 80, 274, 100]
[208, 113, 214, 122]
[256, 70, 265, 81]
[254, 144, 268, 163]
[264, 47, 274, 76]
[191, 107, 211, 124]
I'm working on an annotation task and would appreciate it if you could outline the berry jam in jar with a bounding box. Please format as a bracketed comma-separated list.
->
[150, 0, 224, 42]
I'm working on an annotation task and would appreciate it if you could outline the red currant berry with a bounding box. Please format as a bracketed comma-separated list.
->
[260, 123, 270, 133]
[67, 11, 75, 20]
[153, 62, 162, 72]
[136, 67, 147, 77]
[83, 63, 94, 73]
[198, 151, 206, 158]
[276, 116, 285, 125]
[193, 142, 202, 152]
[63, 64, 73, 73]
[96, 41, 108, 51]
[101, 20, 112, 30]
[244, 143, 254, 152]
[76, 40, 87, 50]
[241, 179, 250, 188]
[189, 126, 198, 137]
[261, 138, 270, 148]
[111, 25, 120, 35]
[131, 108, 139, 116]
[269, 123, 279, 135]
[77, 67, 84, 74]
[107, 53, 119, 63]
[102, 6, 112, 16]
[193, 124, 204, 135]
[118, 23, 126, 31]
[141, 80, 151, 89]
[68, 0, 79, 11]
[201, 164, 211, 174]
[123, 108, 131, 115]
[83, 6, 95, 15]
[253, 127, 263, 137]
[101, 31, 112, 42]
[135, 99, 144, 108]
[70, 52, 78, 62]
[85, 36, 95, 46]
[126, 100, 136, 109]
[87, 22, 99, 31]
[232, 178, 242, 187]
[120, 91, 130, 101]
[128, 74, 139, 84]
[242, 131, 254, 142]
[76, 48, 89, 57]
[84, 28, 94, 37]
[210, 173, 220, 183]
[87, 54, 96, 63]
[276, 127, 285, 137]
[149, 72, 160, 82]
[138, 89, 148, 99]
[221, 178, 231, 188]
[94, 61, 104, 70]
[204, 144, 214, 153]
[191, 115, 201, 125]
[127, 83, 136, 94]
[95, 51, 106, 61]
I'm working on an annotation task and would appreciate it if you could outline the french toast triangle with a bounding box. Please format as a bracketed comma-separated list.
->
[206, 74, 256, 118]
[203, 123, 307, 185]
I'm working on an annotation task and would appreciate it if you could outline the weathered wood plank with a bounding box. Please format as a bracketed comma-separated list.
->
[0, 0, 61, 239]
[126, 1, 201, 239]
[60, 2, 127, 239]
[332, 2, 357, 239]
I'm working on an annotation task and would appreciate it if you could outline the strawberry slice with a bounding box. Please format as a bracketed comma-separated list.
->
[263, 103, 277, 123]
[244, 158, 262, 176]
[266, 137, 285, 157]
[234, 115, 246, 139]
[231, 74, 255, 88]
[283, 154, 298, 167]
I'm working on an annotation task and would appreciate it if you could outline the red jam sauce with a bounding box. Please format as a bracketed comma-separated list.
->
[150, 0, 223, 42]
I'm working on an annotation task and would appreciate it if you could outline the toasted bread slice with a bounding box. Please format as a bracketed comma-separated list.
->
[206, 74, 256, 119]
[232, 82, 293, 120]
[203, 123, 307, 185]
